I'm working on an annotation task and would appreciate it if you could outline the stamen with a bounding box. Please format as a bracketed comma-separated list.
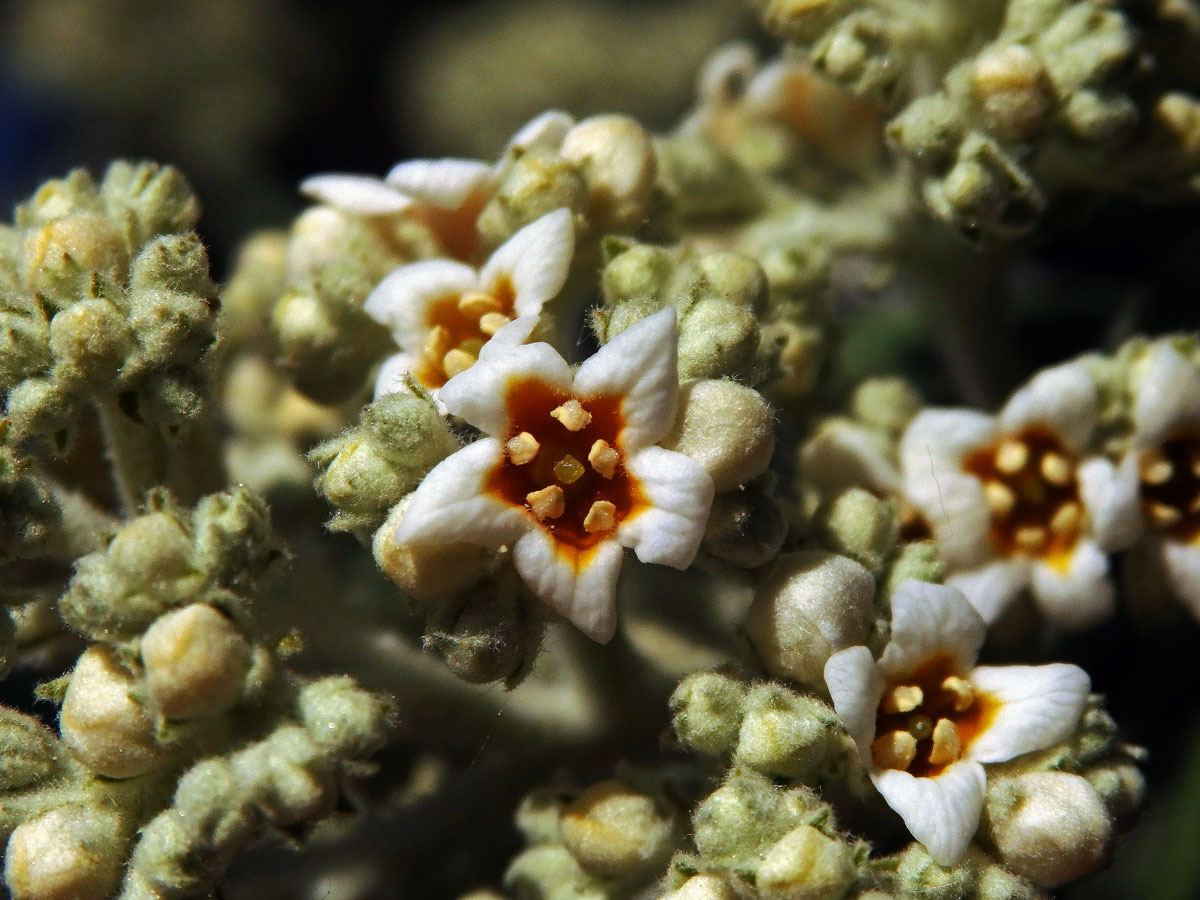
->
[422, 325, 452, 360]
[1148, 502, 1182, 527]
[984, 481, 1016, 516]
[907, 715, 933, 740]
[442, 349, 476, 379]
[1040, 452, 1072, 486]
[583, 500, 617, 534]
[872, 730, 917, 771]
[880, 684, 924, 715]
[1140, 452, 1172, 485]
[478, 312, 512, 336]
[928, 719, 962, 766]
[941, 676, 975, 712]
[458, 291, 502, 319]
[1050, 501, 1082, 536]
[506, 432, 540, 465]
[553, 455, 585, 485]
[995, 439, 1029, 474]
[588, 439, 619, 479]
[526, 485, 565, 520]
[550, 400, 592, 432]
[1014, 525, 1047, 551]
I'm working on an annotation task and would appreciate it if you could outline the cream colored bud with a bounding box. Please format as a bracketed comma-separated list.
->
[560, 115, 656, 231]
[661, 874, 735, 900]
[59, 646, 167, 778]
[734, 686, 843, 779]
[559, 781, 677, 878]
[141, 603, 252, 719]
[22, 214, 128, 292]
[4, 805, 126, 900]
[971, 44, 1054, 141]
[287, 206, 355, 276]
[756, 825, 856, 900]
[661, 380, 774, 492]
[373, 498, 488, 602]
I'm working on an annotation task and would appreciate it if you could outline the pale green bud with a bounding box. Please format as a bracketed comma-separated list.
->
[478, 151, 588, 247]
[599, 242, 674, 307]
[984, 772, 1112, 888]
[100, 160, 199, 244]
[220, 230, 288, 344]
[888, 94, 966, 170]
[21, 214, 128, 300]
[815, 488, 899, 575]
[662, 380, 774, 492]
[559, 780, 679, 878]
[59, 646, 170, 778]
[694, 252, 769, 313]
[0, 707, 64, 793]
[692, 771, 822, 866]
[975, 864, 1047, 900]
[734, 685, 844, 780]
[661, 873, 734, 900]
[4, 804, 127, 900]
[655, 135, 763, 222]
[373, 496, 489, 601]
[560, 115, 657, 233]
[297, 676, 390, 760]
[141, 603, 251, 720]
[755, 824, 855, 900]
[1036, 5, 1132, 95]
[670, 671, 748, 757]
[5, 377, 79, 439]
[881, 542, 945, 599]
[677, 297, 760, 382]
[234, 725, 336, 826]
[850, 378, 922, 437]
[504, 845, 606, 900]
[702, 482, 788, 569]
[48, 297, 134, 385]
[190, 487, 278, 589]
[1085, 760, 1145, 824]
[923, 134, 1044, 241]
[811, 12, 898, 100]
[893, 844, 975, 900]
[0, 301, 52, 387]
[760, 320, 826, 395]
[970, 45, 1054, 142]
[1059, 89, 1136, 143]
[125, 235, 217, 368]
[745, 550, 875, 691]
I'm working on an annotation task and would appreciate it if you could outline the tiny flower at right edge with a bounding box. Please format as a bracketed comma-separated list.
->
[824, 580, 1090, 867]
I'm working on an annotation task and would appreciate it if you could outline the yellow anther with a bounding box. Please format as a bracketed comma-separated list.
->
[928, 719, 962, 767]
[422, 325, 452, 360]
[458, 291, 502, 319]
[880, 684, 924, 715]
[941, 676, 975, 712]
[995, 439, 1030, 474]
[526, 485, 565, 520]
[478, 312, 512, 336]
[550, 400, 592, 432]
[588, 439, 619, 479]
[442, 349, 476, 379]
[1040, 452, 1072, 486]
[1050, 501, 1082, 536]
[872, 730, 917, 771]
[1014, 525, 1047, 551]
[583, 500, 617, 534]
[553, 455, 585, 485]
[506, 431, 540, 466]
[984, 481, 1016, 516]
[1148, 502, 1182, 528]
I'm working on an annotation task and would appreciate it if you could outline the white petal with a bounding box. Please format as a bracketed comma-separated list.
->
[373, 351, 417, 400]
[1029, 541, 1115, 630]
[1160, 538, 1200, 621]
[947, 558, 1030, 624]
[1078, 455, 1142, 552]
[513, 531, 624, 643]
[901, 409, 996, 472]
[505, 110, 575, 156]
[801, 419, 901, 495]
[998, 361, 1097, 453]
[299, 174, 411, 215]
[391, 438, 530, 548]
[967, 664, 1090, 762]
[476, 316, 539, 361]
[438, 341, 573, 436]
[878, 581, 985, 679]
[574, 308, 679, 450]
[696, 42, 757, 104]
[872, 762, 986, 867]
[384, 158, 495, 208]
[824, 646, 884, 760]
[618, 447, 714, 569]
[1132, 343, 1200, 448]
[363, 260, 479, 351]
[479, 208, 575, 317]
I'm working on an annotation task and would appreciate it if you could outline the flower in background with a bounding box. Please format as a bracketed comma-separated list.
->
[390, 309, 714, 642]
[825, 580, 1090, 866]
[900, 362, 1131, 629]
[364, 207, 574, 398]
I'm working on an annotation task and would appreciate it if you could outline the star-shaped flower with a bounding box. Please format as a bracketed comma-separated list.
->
[299, 111, 574, 262]
[364, 207, 574, 398]
[390, 308, 715, 642]
[824, 580, 1090, 866]
[900, 361, 1131, 628]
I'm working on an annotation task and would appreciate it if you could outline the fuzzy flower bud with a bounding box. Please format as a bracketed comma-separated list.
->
[850, 378, 922, 437]
[99, 160, 200, 244]
[755, 825, 856, 900]
[661, 874, 735, 900]
[692, 772, 824, 868]
[141, 603, 252, 720]
[4, 804, 127, 900]
[733, 685, 844, 780]
[559, 780, 679, 878]
[477, 152, 588, 246]
[670, 671, 748, 757]
[233, 725, 337, 826]
[702, 483, 788, 569]
[814, 488, 899, 575]
[372, 497, 489, 602]
[0, 708, 65, 794]
[47, 297, 135, 385]
[970, 44, 1054, 142]
[661, 380, 775, 492]
[423, 577, 543, 686]
[21, 213, 128, 298]
[560, 115, 657, 232]
[297, 676, 390, 760]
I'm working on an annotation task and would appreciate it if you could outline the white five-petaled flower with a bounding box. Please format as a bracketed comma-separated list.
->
[364, 207, 574, 399]
[900, 362, 1131, 629]
[391, 308, 716, 643]
[300, 111, 574, 263]
[824, 580, 1090, 867]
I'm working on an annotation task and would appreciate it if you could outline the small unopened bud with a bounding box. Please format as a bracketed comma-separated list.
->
[48, 298, 134, 385]
[141, 603, 252, 720]
[0, 708, 64, 792]
[559, 780, 678, 877]
[670, 671, 748, 756]
[234, 726, 336, 826]
[850, 378, 922, 436]
[703, 483, 788, 569]
[560, 115, 656, 232]
[661, 380, 774, 492]
[298, 676, 390, 760]
[22, 214, 128, 296]
[693, 772, 823, 865]
[734, 685, 843, 779]
[661, 874, 735, 900]
[815, 488, 899, 575]
[971, 45, 1054, 141]
[756, 825, 855, 900]
[373, 498, 489, 601]
[677, 298, 759, 382]
[424, 576, 543, 686]
[4, 804, 127, 900]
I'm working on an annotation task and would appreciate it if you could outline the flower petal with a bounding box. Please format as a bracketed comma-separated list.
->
[506, 110, 575, 156]
[373, 351, 417, 400]
[299, 174, 411, 215]
[574, 308, 679, 449]
[439, 340, 574, 436]
[946, 557, 1030, 624]
[477, 316, 539, 361]
[879, 581, 985, 679]
[513, 531, 624, 642]
[385, 158, 495, 208]
[618, 446, 714, 568]
[363, 259, 479, 351]
[1029, 540, 1115, 630]
[696, 42, 757, 105]
[392, 438, 529, 547]
[1078, 455, 1141, 552]
[1132, 343, 1200, 448]
[824, 645, 884, 761]
[1159, 537, 1200, 621]
[479, 208, 575, 317]
[873, 762, 986, 866]
[998, 361, 1097, 453]
[967, 663, 1090, 762]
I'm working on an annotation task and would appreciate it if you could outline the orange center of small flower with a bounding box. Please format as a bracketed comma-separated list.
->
[963, 426, 1083, 567]
[1138, 430, 1200, 543]
[485, 377, 648, 552]
[871, 655, 998, 778]
[415, 277, 516, 389]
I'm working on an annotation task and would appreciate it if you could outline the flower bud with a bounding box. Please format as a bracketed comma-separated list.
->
[424, 575, 543, 686]
[693, 772, 822, 866]
[478, 151, 588, 247]
[504, 846, 603, 900]
[373, 497, 488, 601]
[0, 708, 64, 792]
[755, 825, 855, 900]
[559, 780, 679, 877]
[5, 377, 79, 439]
[702, 483, 788, 569]
[734, 685, 843, 780]
[0, 303, 51, 387]
[21, 214, 128, 297]
[560, 115, 656, 232]
[221, 230, 288, 343]
[1086, 759, 1145, 824]
[881, 541, 944, 599]
[141, 603, 252, 719]
[126, 235, 217, 358]
[677, 298, 760, 382]
[59, 646, 168, 778]
[190, 487, 279, 588]
[745, 550, 875, 691]
[662, 874, 734, 900]
[670, 671, 747, 756]
[48, 297, 134, 385]
[100, 160, 199, 243]
[850, 378, 922, 436]
[923, 134, 1044, 240]
[971, 45, 1054, 141]
[985, 772, 1112, 887]
[298, 676, 390, 760]
[4, 804, 127, 900]
[655, 134, 763, 222]
[814, 488, 899, 575]
[893, 844, 975, 900]
[235, 726, 336, 826]
[288, 207, 359, 278]
[661, 380, 774, 492]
